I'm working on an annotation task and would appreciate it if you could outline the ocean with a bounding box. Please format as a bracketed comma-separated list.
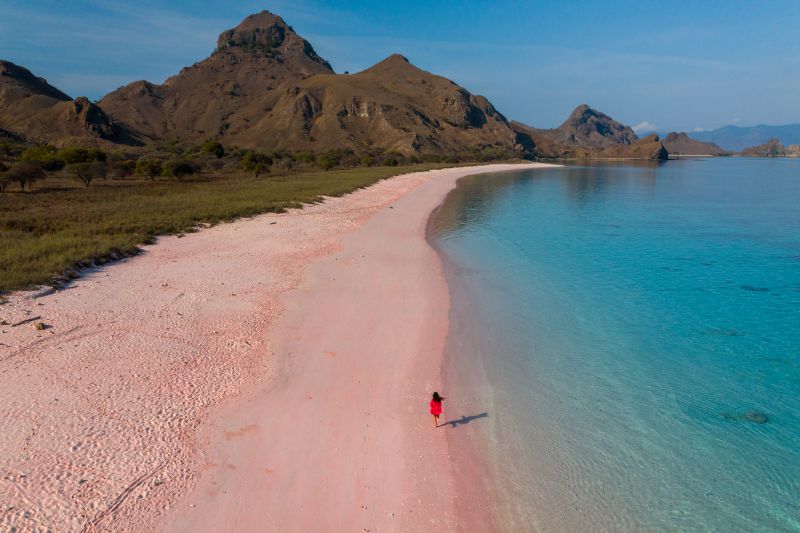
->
[429, 158, 800, 530]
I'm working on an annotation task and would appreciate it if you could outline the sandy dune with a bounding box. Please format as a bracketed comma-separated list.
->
[0, 163, 547, 531]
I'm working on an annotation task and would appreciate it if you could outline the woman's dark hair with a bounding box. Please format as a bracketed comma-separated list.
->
[432, 392, 444, 402]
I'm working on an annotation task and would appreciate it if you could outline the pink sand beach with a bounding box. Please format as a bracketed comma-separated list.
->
[0, 163, 552, 531]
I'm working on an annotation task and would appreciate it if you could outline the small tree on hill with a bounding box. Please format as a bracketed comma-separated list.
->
[67, 161, 106, 187]
[5, 161, 45, 191]
[136, 159, 162, 180]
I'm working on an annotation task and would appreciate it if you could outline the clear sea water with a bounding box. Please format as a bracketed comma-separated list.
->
[430, 158, 800, 531]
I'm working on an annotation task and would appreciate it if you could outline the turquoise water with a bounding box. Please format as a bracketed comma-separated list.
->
[430, 159, 800, 531]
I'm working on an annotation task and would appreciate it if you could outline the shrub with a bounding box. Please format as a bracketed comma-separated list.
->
[360, 155, 375, 167]
[383, 157, 399, 167]
[5, 161, 45, 190]
[241, 151, 273, 176]
[135, 159, 162, 180]
[0, 173, 10, 193]
[201, 140, 225, 159]
[294, 150, 315, 164]
[316, 154, 336, 171]
[162, 160, 195, 180]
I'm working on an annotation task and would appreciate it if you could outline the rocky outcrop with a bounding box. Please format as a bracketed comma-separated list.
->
[537, 104, 638, 149]
[599, 134, 668, 160]
[511, 114, 668, 160]
[741, 138, 786, 157]
[661, 132, 727, 155]
[0, 60, 137, 146]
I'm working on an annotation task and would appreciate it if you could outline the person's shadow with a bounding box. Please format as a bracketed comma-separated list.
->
[441, 412, 489, 428]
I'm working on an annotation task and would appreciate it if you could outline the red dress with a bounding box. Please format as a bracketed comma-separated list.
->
[430, 399, 443, 416]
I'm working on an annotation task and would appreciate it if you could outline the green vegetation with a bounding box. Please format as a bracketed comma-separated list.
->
[0, 137, 521, 293]
[0, 163, 455, 292]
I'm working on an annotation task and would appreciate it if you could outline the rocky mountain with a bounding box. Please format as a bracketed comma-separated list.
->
[741, 138, 786, 157]
[533, 104, 638, 149]
[511, 105, 668, 160]
[660, 132, 727, 155]
[0, 60, 136, 146]
[99, 11, 524, 155]
[690, 124, 800, 152]
[599, 134, 668, 160]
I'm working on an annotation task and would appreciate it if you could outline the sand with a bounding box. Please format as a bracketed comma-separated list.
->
[0, 163, 551, 531]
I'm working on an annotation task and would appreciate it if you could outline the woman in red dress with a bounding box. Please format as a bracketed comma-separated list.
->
[430, 391, 445, 427]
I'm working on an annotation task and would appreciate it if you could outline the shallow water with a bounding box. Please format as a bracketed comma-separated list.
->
[430, 158, 800, 531]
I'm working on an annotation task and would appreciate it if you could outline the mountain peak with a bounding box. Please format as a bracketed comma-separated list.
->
[216, 11, 289, 51]
[554, 104, 638, 148]
[214, 11, 332, 71]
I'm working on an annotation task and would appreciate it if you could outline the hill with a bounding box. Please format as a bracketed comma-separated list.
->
[0, 60, 138, 146]
[660, 132, 727, 156]
[534, 104, 638, 149]
[511, 105, 667, 160]
[689, 124, 800, 151]
[100, 11, 524, 156]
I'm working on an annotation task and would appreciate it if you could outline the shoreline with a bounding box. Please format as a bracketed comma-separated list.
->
[0, 163, 551, 531]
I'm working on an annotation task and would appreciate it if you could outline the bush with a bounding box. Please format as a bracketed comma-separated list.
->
[316, 154, 336, 171]
[20, 145, 63, 171]
[0, 173, 10, 193]
[383, 157, 399, 167]
[0, 140, 25, 158]
[162, 160, 196, 180]
[201, 140, 225, 159]
[241, 151, 273, 176]
[135, 159, 162, 180]
[67, 162, 106, 187]
[294, 150, 315, 164]
[5, 161, 45, 190]
[360, 155, 375, 167]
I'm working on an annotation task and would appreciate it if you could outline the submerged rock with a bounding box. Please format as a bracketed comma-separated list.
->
[744, 411, 769, 424]
[722, 411, 770, 424]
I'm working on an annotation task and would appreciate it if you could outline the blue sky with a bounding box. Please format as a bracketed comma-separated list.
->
[1, 0, 798, 131]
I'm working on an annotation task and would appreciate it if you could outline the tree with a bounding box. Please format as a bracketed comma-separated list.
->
[360, 155, 375, 167]
[20, 145, 63, 171]
[201, 140, 225, 159]
[56, 147, 103, 165]
[67, 161, 105, 187]
[135, 159, 162, 180]
[241, 151, 272, 177]
[5, 161, 45, 191]
[109, 159, 135, 179]
[0, 173, 10, 193]
[162, 160, 195, 180]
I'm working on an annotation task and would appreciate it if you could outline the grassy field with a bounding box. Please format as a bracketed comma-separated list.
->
[0, 164, 453, 293]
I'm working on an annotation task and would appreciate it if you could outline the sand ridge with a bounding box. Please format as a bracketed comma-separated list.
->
[0, 163, 550, 531]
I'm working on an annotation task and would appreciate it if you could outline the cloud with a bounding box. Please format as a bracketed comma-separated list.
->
[632, 121, 657, 133]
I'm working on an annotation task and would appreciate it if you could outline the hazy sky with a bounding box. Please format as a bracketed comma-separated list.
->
[1, 0, 798, 131]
